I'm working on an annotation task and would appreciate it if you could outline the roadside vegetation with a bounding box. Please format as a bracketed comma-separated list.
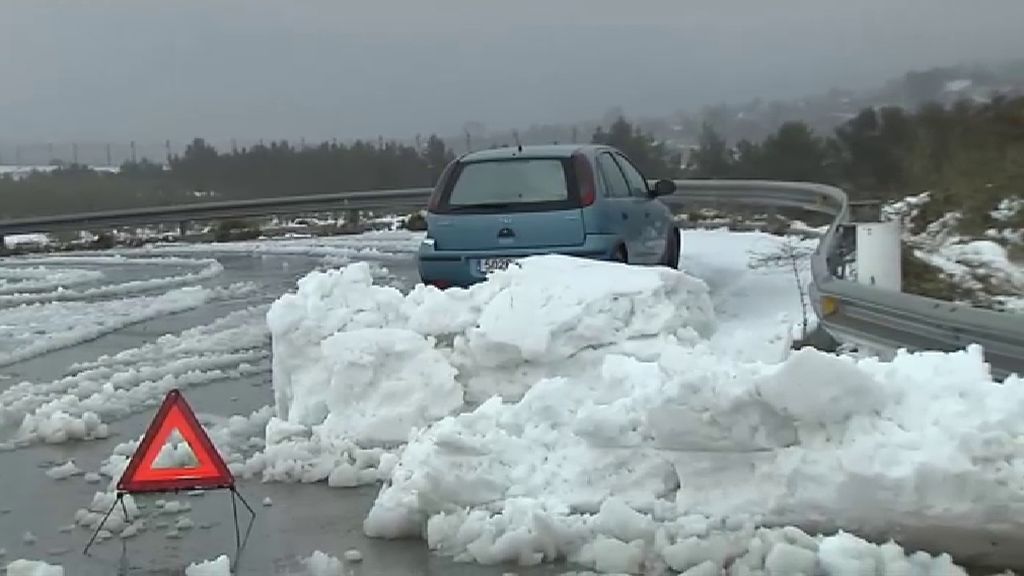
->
[0, 136, 456, 219]
[686, 95, 1024, 238]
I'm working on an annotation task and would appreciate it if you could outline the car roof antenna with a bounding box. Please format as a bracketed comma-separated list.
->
[513, 130, 522, 153]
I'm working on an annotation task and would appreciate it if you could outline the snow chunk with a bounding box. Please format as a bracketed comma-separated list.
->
[161, 500, 190, 514]
[5, 559, 64, 576]
[185, 555, 232, 575]
[305, 551, 343, 575]
[587, 537, 644, 574]
[44, 461, 82, 480]
[764, 542, 816, 575]
[755, 348, 885, 423]
[449, 255, 714, 365]
[314, 328, 461, 445]
[343, 549, 363, 562]
[120, 522, 143, 539]
[267, 262, 406, 425]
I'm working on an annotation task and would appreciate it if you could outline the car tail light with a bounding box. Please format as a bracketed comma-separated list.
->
[426, 279, 450, 289]
[572, 152, 596, 207]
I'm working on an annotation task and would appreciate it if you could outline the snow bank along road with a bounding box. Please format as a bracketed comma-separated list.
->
[1, 229, 1021, 575]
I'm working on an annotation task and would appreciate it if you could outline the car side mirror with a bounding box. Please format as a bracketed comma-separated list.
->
[651, 179, 676, 197]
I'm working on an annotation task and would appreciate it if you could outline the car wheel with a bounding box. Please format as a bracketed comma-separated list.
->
[614, 245, 628, 264]
[661, 227, 680, 269]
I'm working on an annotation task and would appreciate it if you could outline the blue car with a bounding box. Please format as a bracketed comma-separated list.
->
[417, 144, 680, 288]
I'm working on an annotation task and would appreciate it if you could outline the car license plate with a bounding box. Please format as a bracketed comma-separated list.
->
[478, 258, 517, 273]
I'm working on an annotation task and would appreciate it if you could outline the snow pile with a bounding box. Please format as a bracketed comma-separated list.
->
[4, 559, 64, 576]
[2, 306, 269, 446]
[259, 257, 714, 486]
[185, 555, 231, 576]
[241, 415, 399, 485]
[365, 342, 1024, 572]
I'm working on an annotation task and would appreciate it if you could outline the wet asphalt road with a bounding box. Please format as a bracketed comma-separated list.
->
[0, 252, 573, 575]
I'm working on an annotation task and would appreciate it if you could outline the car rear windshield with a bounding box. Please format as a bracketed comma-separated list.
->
[437, 158, 578, 213]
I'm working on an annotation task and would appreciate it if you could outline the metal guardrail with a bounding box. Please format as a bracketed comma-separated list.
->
[1, 179, 1020, 379]
[667, 179, 1024, 381]
[0, 188, 434, 235]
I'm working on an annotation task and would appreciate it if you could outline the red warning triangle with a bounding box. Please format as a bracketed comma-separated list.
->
[117, 389, 234, 493]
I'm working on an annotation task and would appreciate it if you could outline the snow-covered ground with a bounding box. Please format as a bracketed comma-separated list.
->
[133, 229, 423, 263]
[0, 165, 119, 181]
[1, 234, 53, 250]
[225, 229, 1021, 574]
[887, 192, 1024, 312]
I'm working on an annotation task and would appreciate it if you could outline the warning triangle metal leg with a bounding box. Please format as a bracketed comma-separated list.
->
[83, 493, 125, 556]
[83, 488, 258, 568]
[230, 487, 257, 571]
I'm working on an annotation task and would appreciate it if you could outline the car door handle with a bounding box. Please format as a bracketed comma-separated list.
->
[621, 212, 629, 220]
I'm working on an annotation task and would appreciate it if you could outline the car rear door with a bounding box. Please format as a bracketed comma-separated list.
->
[427, 157, 586, 251]
[613, 152, 669, 263]
[593, 152, 644, 259]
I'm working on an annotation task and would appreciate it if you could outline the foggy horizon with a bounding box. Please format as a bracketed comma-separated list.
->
[3, 0, 1024, 144]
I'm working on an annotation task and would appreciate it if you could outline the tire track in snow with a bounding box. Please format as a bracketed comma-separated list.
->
[0, 267, 106, 295]
[0, 260, 223, 306]
[0, 305, 270, 446]
[0, 282, 257, 368]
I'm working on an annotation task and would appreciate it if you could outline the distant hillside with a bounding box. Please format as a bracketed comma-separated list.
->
[440, 60, 1024, 154]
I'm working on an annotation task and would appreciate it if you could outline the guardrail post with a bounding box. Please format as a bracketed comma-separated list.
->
[344, 209, 360, 228]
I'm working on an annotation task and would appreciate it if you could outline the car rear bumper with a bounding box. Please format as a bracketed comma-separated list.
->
[417, 234, 619, 287]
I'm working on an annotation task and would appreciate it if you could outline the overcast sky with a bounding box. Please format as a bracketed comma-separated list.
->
[2, 0, 1024, 143]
